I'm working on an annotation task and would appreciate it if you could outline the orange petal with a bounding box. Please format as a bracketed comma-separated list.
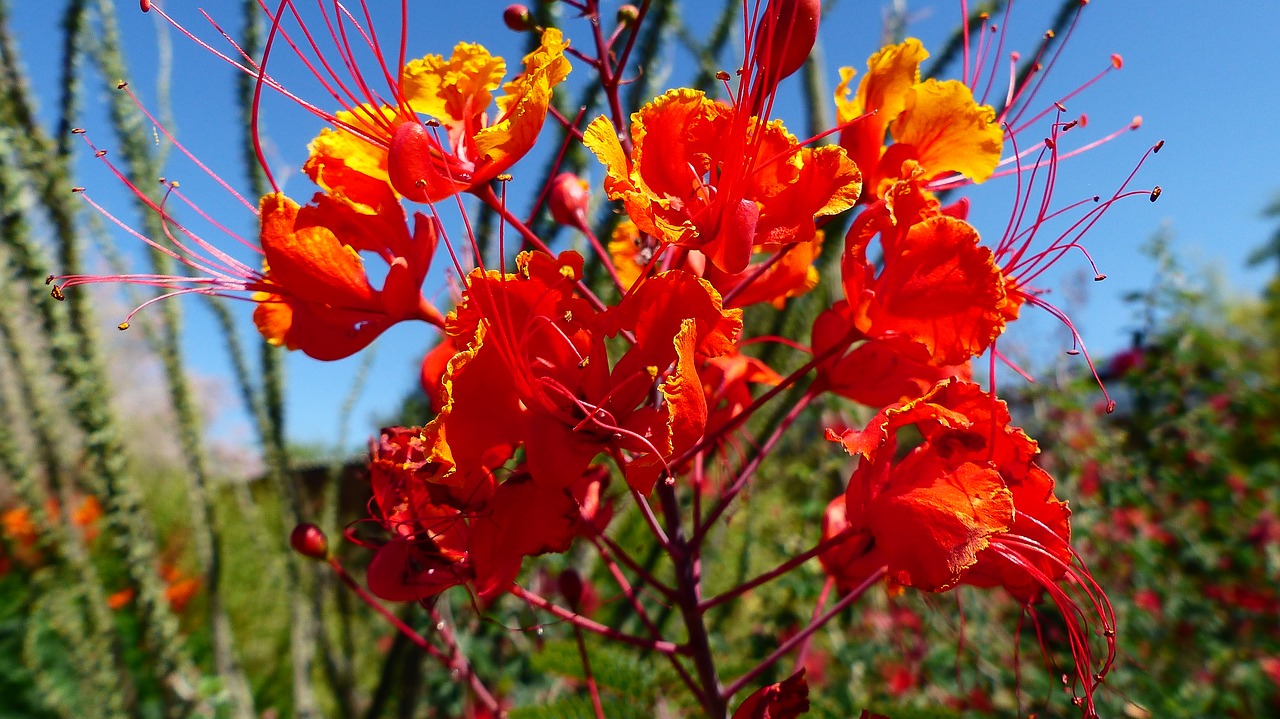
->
[869, 455, 1014, 592]
[862, 216, 1018, 366]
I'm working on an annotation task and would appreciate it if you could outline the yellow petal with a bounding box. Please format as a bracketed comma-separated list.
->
[402, 43, 506, 124]
[892, 78, 1003, 183]
[472, 28, 571, 176]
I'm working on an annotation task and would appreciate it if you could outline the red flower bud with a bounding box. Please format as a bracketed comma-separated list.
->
[548, 172, 590, 228]
[503, 4, 533, 32]
[557, 568, 585, 611]
[290, 523, 329, 560]
[755, 0, 821, 86]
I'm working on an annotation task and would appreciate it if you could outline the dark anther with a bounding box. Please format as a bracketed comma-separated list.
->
[1094, 274, 1107, 281]
[1154, 139, 1165, 153]
[116, 80, 129, 90]
[1149, 186, 1162, 202]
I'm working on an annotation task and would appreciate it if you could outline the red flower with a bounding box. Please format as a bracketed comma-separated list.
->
[364, 427, 607, 603]
[431, 253, 739, 494]
[822, 379, 1115, 714]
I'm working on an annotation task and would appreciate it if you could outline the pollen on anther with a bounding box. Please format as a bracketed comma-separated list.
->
[1105, 400, 1117, 414]
[50, 286, 65, 301]
[116, 80, 128, 90]
[1044, 30, 1056, 40]
[1149, 186, 1162, 202]
[94, 149, 107, 158]
[715, 71, 730, 81]
[118, 322, 130, 331]
[497, 173, 514, 182]
[1055, 101, 1067, 113]
[1153, 139, 1165, 153]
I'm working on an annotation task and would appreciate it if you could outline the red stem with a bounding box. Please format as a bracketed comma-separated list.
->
[473, 184, 609, 314]
[699, 528, 857, 611]
[656, 482, 726, 717]
[573, 627, 607, 719]
[327, 558, 504, 716]
[791, 576, 835, 674]
[510, 585, 683, 655]
[722, 567, 888, 700]
[694, 392, 816, 544]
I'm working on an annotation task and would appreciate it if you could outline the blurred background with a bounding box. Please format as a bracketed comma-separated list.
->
[0, 1, 1277, 717]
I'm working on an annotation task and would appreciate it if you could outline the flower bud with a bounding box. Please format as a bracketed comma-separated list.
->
[616, 4, 640, 25]
[503, 4, 534, 32]
[755, 0, 821, 86]
[558, 568, 585, 611]
[548, 172, 590, 228]
[290, 523, 329, 560]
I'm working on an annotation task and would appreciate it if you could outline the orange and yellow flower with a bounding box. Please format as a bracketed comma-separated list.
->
[836, 38, 1003, 202]
[586, 89, 859, 274]
[252, 192, 443, 360]
[304, 29, 571, 206]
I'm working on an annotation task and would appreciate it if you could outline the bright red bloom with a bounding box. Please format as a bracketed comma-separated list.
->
[430, 253, 740, 494]
[363, 426, 606, 603]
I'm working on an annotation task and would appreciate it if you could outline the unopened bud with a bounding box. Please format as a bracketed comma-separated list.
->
[290, 523, 329, 560]
[548, 172, 590, 228]
[755, 0, 821, 86]
[503, 4, 533, 32]
[558, 569, 585, 611]
[616, 4, 639, 24]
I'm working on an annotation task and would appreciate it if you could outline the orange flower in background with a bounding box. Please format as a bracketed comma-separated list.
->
[1, 507, 38, 552]
[305, 30, 571, 205]
[836, 38, 1003, 202]
[586, 89, 860, 274]
[252, 192, 443, 360]
[106, 588, 136, 610]
[160, 564, 201, 613]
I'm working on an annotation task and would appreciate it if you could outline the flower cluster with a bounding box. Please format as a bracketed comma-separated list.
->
[62, 0, 1159, 715]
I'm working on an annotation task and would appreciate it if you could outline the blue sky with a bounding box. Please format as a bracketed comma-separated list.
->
[10, 1, 1280, 450]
